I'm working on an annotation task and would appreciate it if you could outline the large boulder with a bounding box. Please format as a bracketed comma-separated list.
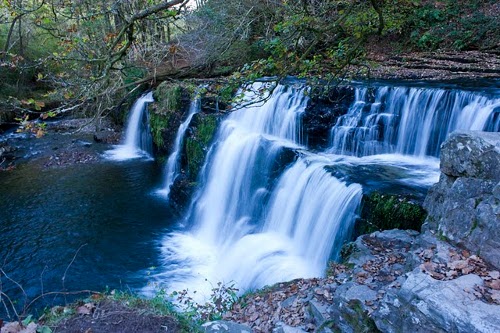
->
[374, 271, 500, 333]
[424, 131, 500, 268]
[440, 131, 500, 179]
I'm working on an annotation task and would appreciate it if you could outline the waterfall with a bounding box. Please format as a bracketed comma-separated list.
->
[189, 83, 307, 245]
[157, 98, 201, 198]
[149, 81, 498, 299]
[264, 157, 362, 264]
[104, 92, 154, 161]
[153, 83, 362, 296]
[329, 86, 500, 157]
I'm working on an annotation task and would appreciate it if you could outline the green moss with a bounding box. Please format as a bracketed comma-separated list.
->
[357, 192, 427, 235]
[329, 300, 380, 333]
[149, 111, 171, 149]
[437, 229, 450, 242]
[149, 82, 186, 151]
[339, 242, 358, 264]
[154, 81, 183, 113]
[185, 115, 218, 181]
[197, 116, 217, 146]
[186, 138, 205, 181]
[467, 218, 479, 236]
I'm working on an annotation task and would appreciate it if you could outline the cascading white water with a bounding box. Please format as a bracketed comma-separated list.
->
[189, 83, 307, 245]
[264, 157, 362, 264]
[157, 98, 201, 198]
[330, 86, 500, 157]
[151, 83, 363, 297]
[149, 81, 498, 300]
[104, 91, 154, 161]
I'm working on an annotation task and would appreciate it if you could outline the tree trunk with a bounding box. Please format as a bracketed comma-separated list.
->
[369, 0, 384, 35]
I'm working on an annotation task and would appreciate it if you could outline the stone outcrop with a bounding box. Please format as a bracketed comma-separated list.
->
[355, 192, 427, 238]
[424, 131, 500, 268]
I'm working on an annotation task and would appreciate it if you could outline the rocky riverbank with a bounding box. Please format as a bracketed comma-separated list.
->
[0, 118, 120, 171]
[202, 131, 500, 333]
[216, 229, 499, 333]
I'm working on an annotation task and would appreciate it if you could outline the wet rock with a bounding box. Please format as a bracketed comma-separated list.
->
[308, 299, 330, 327]
[0, 143, 16, 160]
[373, 271, 500, 333]
[93, 131, 120, 144]
[303, 85, 355, 149]
[202, 320, 253, 333]
[356, 193, 426, 237]
[343, 285, 378, 304]
[0, 322, 21, 333]
[425, 131, 500, 268]
[328, 299, 379, 333]
[224, 230, 500, 333]
[73, 139, 92, 147]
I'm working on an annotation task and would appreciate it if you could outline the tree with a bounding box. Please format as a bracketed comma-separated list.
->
[0, 0, 191, 124]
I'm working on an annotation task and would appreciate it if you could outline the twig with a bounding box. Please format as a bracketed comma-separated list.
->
[0, 290, 20, 320]
[62, 244, 88, 293]
[24, 290, 101, 313]
[0, 268, 28, 305]
[40, 265, 48, 297]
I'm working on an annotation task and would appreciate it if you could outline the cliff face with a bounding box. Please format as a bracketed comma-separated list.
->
[424, 131, 500, 269]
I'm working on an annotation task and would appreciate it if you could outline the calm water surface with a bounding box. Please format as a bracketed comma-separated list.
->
[0, 158, 177, 316]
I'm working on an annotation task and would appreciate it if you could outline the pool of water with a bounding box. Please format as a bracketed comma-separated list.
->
[0, 158, 177, 317]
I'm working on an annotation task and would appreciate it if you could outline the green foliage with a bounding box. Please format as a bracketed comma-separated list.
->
[171, 282, 239, 323]
[108, 291, 200, 333]
[358, 192, 427, 235]
[404, 0, 500, 51]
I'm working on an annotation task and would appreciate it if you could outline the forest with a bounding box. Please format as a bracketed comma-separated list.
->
[1, 0, 498, 129]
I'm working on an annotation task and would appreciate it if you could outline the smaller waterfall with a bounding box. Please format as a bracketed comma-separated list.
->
[157, 98, 201, 198]
[264, 157, 363, 264]
[105, 92, 154, 161]
[329, 86, 500, 157]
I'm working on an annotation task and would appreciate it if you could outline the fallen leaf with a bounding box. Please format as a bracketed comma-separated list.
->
[76, 306, 91, 315]
[448, 260, 467, 270]
[488, 279, 500, 290]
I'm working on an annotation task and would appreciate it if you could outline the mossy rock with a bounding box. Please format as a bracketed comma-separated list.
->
[150, 82, 191, 153]
[183, 113, 219, 182]
[153, 81, 183, 113]
[149, 110, 171, 149]
[355, 192, 427, 237]
[340, 299, 380, 333]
